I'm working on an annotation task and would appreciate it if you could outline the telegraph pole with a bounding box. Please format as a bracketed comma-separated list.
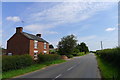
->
[101, 41, 103, 50]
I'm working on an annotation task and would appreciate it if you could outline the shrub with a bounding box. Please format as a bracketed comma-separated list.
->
[72, 53, 79, 56]
[2, 54, 33, 72]
[78, 52, 85, 56]
[72, 48, 80, 56]
[49, 49, 57, 54]
[72, 52, 85, 56]
[96, 47, 120, 68]
[37, 54, 61, 63]
[67, 55, 73, 58]
[72, 53, 78, 56]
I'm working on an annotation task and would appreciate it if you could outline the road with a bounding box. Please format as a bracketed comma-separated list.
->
[12, 53, 101, 80]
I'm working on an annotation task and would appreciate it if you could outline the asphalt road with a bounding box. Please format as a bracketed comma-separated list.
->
[12, 53, 101, 80]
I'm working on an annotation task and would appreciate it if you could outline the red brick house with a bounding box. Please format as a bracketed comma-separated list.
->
[7, 27, 49, 59]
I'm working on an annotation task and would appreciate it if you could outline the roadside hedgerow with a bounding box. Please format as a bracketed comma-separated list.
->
[66, 55, 73, 58]
[2, 54, 33, 72]
[96, 47, 120, 68]
[37, 54, 61, 63]
[96, 47, 120, 79]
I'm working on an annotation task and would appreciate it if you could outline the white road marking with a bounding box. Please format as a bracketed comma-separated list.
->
[53, 64, 79, 80]
[67, 67, 74, 71]
[67, 65, 77, 71]
[55, 74, 62, 79]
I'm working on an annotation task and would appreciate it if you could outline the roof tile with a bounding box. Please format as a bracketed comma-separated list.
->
[22, 32, 48, 43]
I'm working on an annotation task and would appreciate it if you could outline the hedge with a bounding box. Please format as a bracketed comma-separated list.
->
[72, 52, 85, 56]
[2, 54, 33, 72]
[37, 54, 61, 63]
[66, 55, 73, 58]
[96, 47, 120, 68]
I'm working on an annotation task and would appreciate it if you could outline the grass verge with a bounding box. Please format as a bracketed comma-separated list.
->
[2, 59, 66, 79]
[96, 55, 120, 79]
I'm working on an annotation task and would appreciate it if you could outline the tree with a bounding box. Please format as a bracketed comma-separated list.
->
[58, 34, 77, 55]
[79, 42, 89, 53]
[0, 47, 7, 55]
[76, 42, 89, 54]
[76, 44, 82, 52]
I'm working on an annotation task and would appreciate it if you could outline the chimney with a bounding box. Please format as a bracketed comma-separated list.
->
[16, 27, 23, 33]
[36, 34, 41, 37]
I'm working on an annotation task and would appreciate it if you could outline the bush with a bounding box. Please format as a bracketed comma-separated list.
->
[72, 53, 80, 56]
[78, 52, 85, 56]
[72, 52, 85, 56]
[96, 47, 120, 68]
[67, 55, 73, 58]
[72, 48, 80, 56]
[49, 49, 57, 54]
[72, 53, 79, 56]
[2, 54, 33, 72]
[37, 54, 61, 63]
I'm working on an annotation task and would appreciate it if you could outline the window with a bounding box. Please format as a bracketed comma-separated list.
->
[43, 51, 47, 54]
[8, 53, 12, 56]
[34, 40, 38, 49]
[44, 42, 47, 49]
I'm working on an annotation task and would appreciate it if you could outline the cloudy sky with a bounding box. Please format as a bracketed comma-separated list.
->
[2, 2, 118, 51]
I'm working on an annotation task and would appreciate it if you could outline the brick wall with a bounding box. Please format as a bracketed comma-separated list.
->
[37, 42, 49, 54]
[29, 40, 34, 57]
[29, 40, 49, 58]
[7, 33, 30, 55]
[7, 33, 49, 58]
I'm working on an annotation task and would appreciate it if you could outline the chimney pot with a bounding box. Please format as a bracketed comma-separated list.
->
[36, 34, 41, 37]
[16, 27, 23, 33]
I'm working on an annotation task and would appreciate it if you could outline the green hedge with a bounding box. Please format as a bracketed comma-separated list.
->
[72, 52, 85, 56]
[66, 55, 73, 58]
[2, 54, 33, 72]
[37, 54, 61, 63]
[96, 47, 120, 68]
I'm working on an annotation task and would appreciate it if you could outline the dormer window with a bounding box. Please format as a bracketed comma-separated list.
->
[34, 40, 38, 49]
[44, 42, 47, 49]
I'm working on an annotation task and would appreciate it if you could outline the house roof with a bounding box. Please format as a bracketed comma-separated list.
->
[22, 32, 48, 43]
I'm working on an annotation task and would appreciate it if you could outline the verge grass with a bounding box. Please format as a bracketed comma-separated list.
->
[96, 55, 120, 79]
[2, 59, 66, 79]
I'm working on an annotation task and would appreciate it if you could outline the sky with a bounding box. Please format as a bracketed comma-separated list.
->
[1, 2, 118, 51]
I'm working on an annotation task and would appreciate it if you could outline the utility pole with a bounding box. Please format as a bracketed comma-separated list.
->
[101, 41, 103, 50]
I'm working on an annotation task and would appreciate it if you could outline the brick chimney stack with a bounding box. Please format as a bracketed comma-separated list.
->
[36, 34, 41, 37]
[16, 27, 23, 33]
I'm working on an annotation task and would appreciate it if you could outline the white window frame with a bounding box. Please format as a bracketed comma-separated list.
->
[8, 53, 12, 56]
[34, 40, 38, 49]
[44, 42, 47, 49]
[43, 51, 47, 54]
